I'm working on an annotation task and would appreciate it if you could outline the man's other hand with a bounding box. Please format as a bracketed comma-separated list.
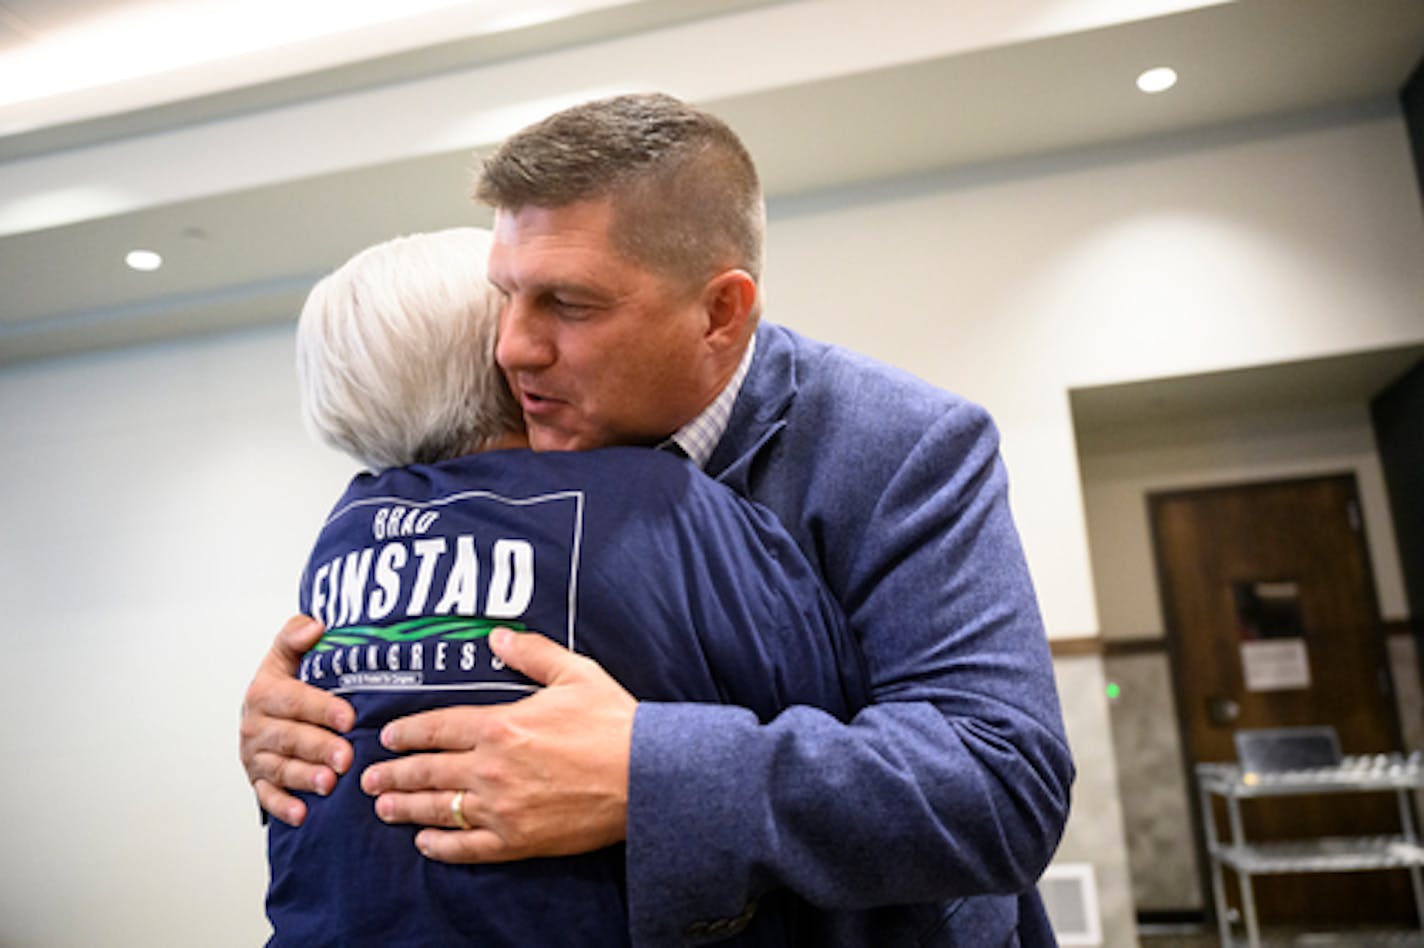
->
[362, 627, 636, 863]
[240, 615, 355, 826]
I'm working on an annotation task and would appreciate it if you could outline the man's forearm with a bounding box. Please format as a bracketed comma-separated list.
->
[625, 691, 1072, 945]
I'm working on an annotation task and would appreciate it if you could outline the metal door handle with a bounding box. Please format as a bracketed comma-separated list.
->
[1206, 695, 1240, 727]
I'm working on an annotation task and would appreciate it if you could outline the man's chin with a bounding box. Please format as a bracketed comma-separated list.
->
[526, 427, 594, 453]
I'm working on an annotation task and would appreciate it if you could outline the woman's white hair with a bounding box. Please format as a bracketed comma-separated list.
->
[295, 227, 520, 472]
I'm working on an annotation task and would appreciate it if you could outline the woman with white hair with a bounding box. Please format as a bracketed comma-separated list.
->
[265, 227, 867, 946]
[294, 227, 522, 471]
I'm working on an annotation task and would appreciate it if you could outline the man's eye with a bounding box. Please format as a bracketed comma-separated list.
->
[552, 298, 593, 318]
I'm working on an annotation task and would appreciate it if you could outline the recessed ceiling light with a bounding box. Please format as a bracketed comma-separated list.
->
[125, 249, 162, 271]
[1136, 66, 1178, 94]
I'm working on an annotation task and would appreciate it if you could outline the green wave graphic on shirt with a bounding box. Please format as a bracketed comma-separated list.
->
[314, 616, 527, 652]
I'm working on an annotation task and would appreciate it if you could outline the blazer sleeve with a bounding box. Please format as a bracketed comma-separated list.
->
[624, 401, 1075, 946]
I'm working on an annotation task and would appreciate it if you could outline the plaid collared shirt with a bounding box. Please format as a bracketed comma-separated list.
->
[662, 333, 757, 469]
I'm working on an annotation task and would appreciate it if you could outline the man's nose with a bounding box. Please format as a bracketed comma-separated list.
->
[496, 299, 554, 372]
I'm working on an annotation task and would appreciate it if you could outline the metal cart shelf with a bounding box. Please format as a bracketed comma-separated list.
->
[1195, 754, 1424, 948]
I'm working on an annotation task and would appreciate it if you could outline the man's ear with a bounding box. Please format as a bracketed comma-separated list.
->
[701, 268, 758, 350]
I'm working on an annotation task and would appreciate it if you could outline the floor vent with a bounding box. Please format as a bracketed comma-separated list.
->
[1038, 862, 1102, 945]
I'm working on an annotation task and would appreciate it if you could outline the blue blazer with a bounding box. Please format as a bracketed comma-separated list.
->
[627, 323, 1075, 946]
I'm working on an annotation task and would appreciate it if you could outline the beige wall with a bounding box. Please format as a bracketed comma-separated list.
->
[764, 107, 1424, 643]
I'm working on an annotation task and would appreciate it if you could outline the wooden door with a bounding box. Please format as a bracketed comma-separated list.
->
[1150, 474, 1411, 928]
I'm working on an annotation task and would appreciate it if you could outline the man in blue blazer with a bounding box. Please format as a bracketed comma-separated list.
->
[241, 92, 1074, 946]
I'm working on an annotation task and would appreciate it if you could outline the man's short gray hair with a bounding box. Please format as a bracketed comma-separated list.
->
[296, 228, 520, 472]
[473, 92, 765, 299]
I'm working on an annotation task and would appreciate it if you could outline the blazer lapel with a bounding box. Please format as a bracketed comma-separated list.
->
[706, 322, 797, 493]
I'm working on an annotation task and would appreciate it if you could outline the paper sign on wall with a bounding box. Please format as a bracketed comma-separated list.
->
[1239, 639, 1312, 691]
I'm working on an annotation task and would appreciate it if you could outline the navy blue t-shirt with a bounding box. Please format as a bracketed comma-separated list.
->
[266, 446, 866, 947]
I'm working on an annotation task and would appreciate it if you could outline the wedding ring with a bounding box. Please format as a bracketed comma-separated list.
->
[451, 790, 471, 830]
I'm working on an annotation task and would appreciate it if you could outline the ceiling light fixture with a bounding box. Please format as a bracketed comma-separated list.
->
[125, 249, 163, 271]
[1136, 66, 1178, 94]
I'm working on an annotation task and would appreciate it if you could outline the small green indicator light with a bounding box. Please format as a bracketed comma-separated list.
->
[1105, 682, 1121, 700]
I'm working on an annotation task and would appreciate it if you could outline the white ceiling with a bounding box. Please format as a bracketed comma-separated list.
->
[0, 0, 1421, 424]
